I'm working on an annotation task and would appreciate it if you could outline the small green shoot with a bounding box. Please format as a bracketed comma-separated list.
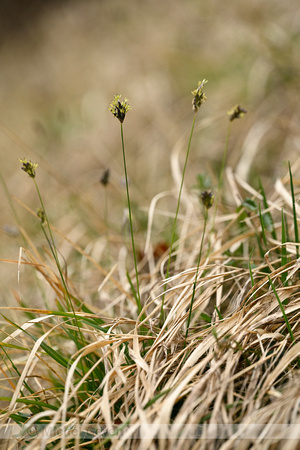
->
[214, 305, 223, 320]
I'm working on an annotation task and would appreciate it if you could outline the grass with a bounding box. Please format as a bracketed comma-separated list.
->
[1, 82, 300, 449]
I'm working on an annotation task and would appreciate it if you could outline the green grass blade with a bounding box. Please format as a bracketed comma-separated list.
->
[126, 270, 143, 317]
[200, 312, 212, 323]
[281, 210, 288, 286]
[255, 233, 266, 261]
[288, 162, 299, 258]
[248, 259, 255, 288]
[0, 397, 59, 411]
[9, 413, 31, 424]
[268, 276, 294, 342]
[258, 203, 267, 247]
[0, 342, 28, 351]
[144, 388, 172, 409]
[214, 305, 223, 320]
[259, 177, 277, 241]
[1, 313, 81, 376]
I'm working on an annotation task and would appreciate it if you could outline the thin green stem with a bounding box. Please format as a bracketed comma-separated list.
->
[33, 180, 84, 345]
[209, 121, 232, 255]
[281, 210, 288, 286]
[34, 180, 59, 265]
[218, 121, 232, 193]
[160, 112, 198, 324]
[185, 207, 208, 340]
[103, 187, 111, 265]
[120, 123, 142, 315]
[212, 121, 232, 228]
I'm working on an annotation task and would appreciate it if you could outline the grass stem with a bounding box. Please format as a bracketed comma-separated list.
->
[120, 123, 142, 316]
[160, 112, 197, 324]
[186, 207, 208, 339]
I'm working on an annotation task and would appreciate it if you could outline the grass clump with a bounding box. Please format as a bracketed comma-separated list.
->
[1, 81, 300, 450]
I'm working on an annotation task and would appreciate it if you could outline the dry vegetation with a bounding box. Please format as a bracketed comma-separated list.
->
[1, 156, 300, 449]
[1, 1, 300, 449]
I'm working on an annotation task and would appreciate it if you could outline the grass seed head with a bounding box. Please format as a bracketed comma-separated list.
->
[191, 79, 208, 112]
[200, 190, 214, 209]
[227, 105, 247, 121]
[37, 208, 46, 224]
[100, 168, 110, 186]
[109, 94, 132, 123]
[19, 158, 38, 179]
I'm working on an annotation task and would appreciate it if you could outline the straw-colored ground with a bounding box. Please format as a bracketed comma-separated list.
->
[1, 1, 300, 449]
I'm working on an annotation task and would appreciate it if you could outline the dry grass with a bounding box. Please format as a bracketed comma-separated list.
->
[1, 156, 300, 449]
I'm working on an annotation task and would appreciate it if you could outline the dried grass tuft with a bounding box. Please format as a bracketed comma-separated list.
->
[1, 163, 300, 449]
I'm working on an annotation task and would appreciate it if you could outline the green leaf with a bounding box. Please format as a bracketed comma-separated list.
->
[200, 313, 212, 323]
[261, 212, 274, 232]
[214, 306, 223, 320]
[241, 198, 258, 211]
[1, 397, 59, 411]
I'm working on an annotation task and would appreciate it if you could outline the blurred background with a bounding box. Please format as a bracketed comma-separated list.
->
[1, 0, 300, 308]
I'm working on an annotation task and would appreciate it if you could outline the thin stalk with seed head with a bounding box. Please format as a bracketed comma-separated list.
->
[34, 181, 87, 354]
[160, 80, 208, 324]
[19, 159, 84, 347]
[162, 112, 196, 287]
[109, 95, 142, 316]
[210, 105, 247, 248]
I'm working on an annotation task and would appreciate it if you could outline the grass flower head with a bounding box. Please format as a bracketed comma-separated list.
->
[19, 158, 38, 179]
[191, 79, 208, 112]
[201, 190, 214, 210]
[227, 105, 247, 121]
[109, 95, 132, 123]
[37, 208, 46, 224]
[100, 168, 110, 186]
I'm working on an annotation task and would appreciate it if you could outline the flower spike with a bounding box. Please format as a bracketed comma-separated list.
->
[19, 158, 38, 179]
[109, 95, 132, 123]
[200, 190, 214, 210]
[191, 79, 208, 112]
[227, 105, 247, 122]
